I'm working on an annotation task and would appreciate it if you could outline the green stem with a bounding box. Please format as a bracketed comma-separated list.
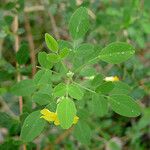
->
[73, 81, 96, 94]
[36, 66, 59, 74]
[74, 56, 99, 73]
[61, 61, 68, 72]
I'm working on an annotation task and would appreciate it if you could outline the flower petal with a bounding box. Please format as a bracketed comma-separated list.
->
[73, 116, 79, 124]
[40, 109, 57, 122]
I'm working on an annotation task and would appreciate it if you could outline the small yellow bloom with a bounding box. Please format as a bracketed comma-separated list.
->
[54, 115, 60, 126]
[113, 76, 119, 81]
[40, 109, 79, 126]
[104, 76, 119, 82]
[73, 116, 79, 124]
[40, 109, 57, 122]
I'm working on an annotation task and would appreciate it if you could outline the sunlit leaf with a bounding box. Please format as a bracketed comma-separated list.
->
[57, 98, 76, 129]
[20, 111, 46, 142]
[69, 7, 89, 39]
[45, 33, 58, 52]
[108, 94, 141, 117]
[99, 42, 135, 64]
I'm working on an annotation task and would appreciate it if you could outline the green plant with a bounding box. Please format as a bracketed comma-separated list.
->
[10, 7, 141, 144]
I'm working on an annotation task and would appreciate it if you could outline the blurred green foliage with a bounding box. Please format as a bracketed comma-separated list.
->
[0, 0, 150, 150]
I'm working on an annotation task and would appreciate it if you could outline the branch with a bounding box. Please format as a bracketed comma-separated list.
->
[48, 11, 60, 39]
[24, 14, 36, 76]
[24, 5, 60, 39]
[12, 15, 26, 150]
[54, 127, 73, 144]
[24, 5, 44, 12]
[12, 15, 23, 114]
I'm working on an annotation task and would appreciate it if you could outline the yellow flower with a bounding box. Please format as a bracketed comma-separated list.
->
[54, 115, 60, 126]
[40, 109, 57, 122]
[40, 108, 79, 126]
[73, 116, 79, 124]
[104, 76, 119, 82]
[113, 76, 119, 81]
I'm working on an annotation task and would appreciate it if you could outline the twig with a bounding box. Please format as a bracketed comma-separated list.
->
[12, 15, 23, 114]
[0, 99, 17, 118]
[23, 144, 27, 150]
[54, 127, 73, 144]
[0, 39, 4, 59]
[73, 81, 96, 94]
[48, 11, 60, 39]
[24, 14, 36, 76]
[87, 9, 96, 19]
[36, 66, 59, 74]
[13, 15, 26, 150]
[24, 5, 44, 13]
[74, 56, 99, 73]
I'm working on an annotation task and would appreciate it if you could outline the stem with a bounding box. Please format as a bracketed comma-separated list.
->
[13, 15, 23, 114]
[54, 127, 73, 144]
[48, 10, 60, 39]
[0, 39, 4, 59]
[0, 100, 17, 118]
[61, 61, 68, 72]
[24, 5, 44, 12]
[13, 15, 26, 150]
[73, 81, 96, 94]
[36, 66, 59, 74]
[66, 79, 70, 98]
[74, 56, 99, 73]
[24, 14, 36, 76]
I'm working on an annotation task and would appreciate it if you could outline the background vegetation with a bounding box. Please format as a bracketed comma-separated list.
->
[0, 0, 150, 150]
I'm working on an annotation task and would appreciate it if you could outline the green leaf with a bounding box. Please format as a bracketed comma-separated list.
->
[16, 43, 29, 65]
[91, 74, 104, 87]
[0, 112, 20, 135]
[96, 82, 114, 94]
[107, 140, 121, 150]
[110, 81, 131, 95]
[4, 15, 14, 25]
[0, 139, 21, 150]
[38, 52, 53, 69]
[69, 7, 89, 39]
[11, 79, 36, 96]
[108, 94, 141, 117]
[73, 120, 91, 144]
[0, 87, 7, 95]
[80, 67, 96, 77]
[47, 53, 60, 63]
[58, 40, 72, 50]
[53, 83, 66, 97]
[20, 110, 46, 142]
[57, 98, 76, 129]
[68, 83, 84, 100]
[34, 69, 52, 86]
[38, 84, 52, 96]
[73, 43, 98, 70]
[32, 93, 51, 105]
[99, 42, 135, 64]
[137, 108, 150, 129]
[45, 33, 58, 52]
[91, 94, 108, 117]
[59, 47, 69, 58]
